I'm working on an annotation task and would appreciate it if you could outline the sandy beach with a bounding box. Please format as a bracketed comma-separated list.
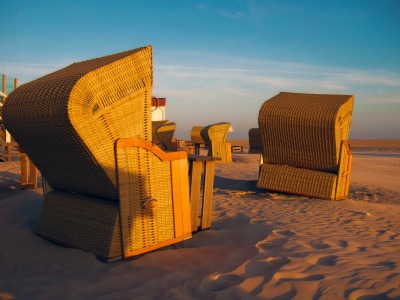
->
[1, 139, 400, 299]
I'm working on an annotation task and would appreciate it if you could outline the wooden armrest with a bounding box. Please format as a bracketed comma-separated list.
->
[116, 138, 187, 161]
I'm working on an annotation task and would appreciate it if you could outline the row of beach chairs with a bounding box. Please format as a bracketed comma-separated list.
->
[1, 46, 354, 261]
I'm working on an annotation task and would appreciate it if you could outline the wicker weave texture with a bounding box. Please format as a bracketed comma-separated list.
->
[258, 92, 354, 172]
[248, 128, 262, 153]
[201, 122, 231, 162]
[3, 46, 153, 200]
[37, 191, 122, 258]
[257, 164, 338, 199]
[116, 146, 175, 253]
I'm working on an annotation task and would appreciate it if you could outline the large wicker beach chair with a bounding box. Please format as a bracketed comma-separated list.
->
[2, 46, 192, 261]
[201, 122, 231, 163]
[257, 92, 354, 200]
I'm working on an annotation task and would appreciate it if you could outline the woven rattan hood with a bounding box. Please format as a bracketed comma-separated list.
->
[3, 46, 153, 200]
[258, 92, 354, 172]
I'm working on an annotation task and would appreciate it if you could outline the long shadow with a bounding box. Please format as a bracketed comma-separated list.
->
[214, 175, 262, 192]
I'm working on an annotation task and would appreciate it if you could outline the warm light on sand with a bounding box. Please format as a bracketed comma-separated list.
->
[0, 139, 399, 299]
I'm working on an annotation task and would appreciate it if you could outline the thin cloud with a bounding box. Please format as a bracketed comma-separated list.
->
[216, 9, 245, 19]
[157, 59, 400, 88]
[156, 62, 400, 95]
[1, 62, 71, 83]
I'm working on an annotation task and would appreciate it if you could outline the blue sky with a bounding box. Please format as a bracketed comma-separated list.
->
[1, 0, 399, 139]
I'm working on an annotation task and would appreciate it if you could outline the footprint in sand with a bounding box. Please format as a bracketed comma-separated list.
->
[256, 230, 294, 253]
[368, 261, 396, 270]
[309, 241, 330, 250]
[273, 271, 325, 283]
[243, 257, 291, 277]
[272, 229, 296, 237]
[316, 255, 338, 266]
[307, 254, 338, 266]
[200, 273, 244, 292]
[347, 289, 391, 300]
[256, 236, 289, 253]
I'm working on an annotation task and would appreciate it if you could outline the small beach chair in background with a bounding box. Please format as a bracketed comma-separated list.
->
[189, 126, 205, 154]
[153, 121, 178, 151]
[257, 92, 354, 200]
[2, 46, 192, 261]
[201, 122, 232, 163]
[151, 120, 169, 146]
[248, 128, 262, 154]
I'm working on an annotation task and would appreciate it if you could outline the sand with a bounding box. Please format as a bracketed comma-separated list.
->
[0, 140, 400, 299]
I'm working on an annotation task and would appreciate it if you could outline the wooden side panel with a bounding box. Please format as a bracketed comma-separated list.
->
[171, 159, 192, 239]
[20, 154, 29, 184]
[201, 161, 215, 229]
[225, 142, 232, 163]
[335, 140, 352, 200]
[190, 160, 203, 231]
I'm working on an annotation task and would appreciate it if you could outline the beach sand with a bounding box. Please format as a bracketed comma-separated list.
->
[0, 140, 399, 299]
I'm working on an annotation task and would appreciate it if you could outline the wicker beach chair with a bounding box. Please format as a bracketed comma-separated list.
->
[248, 128, 262, 154]
[190, 126, 205, 145]
[201, 122, 231, 163]
[189, 126, 205, 154]
[257, 92, 354, 200]
[2, 46, 192, 261]
[151, 120, 169, 146]
[153, 121, 177, 151]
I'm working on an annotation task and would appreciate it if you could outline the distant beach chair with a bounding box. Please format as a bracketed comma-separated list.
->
[151, 120, 170, 146]
[190, 126, 205, 154]
[248, 128, 262, 154]
[2, 46, 192, 261]
[153, 121, 177, 151]
[257, 92, 354, 200]
[201, 122, 232, 163]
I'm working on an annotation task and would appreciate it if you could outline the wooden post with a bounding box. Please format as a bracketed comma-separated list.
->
[2, 74, 5, 93]
[225, 142, 232, 163]
[189, 160, 203, 231]
[1, 74, 5, 104]
[20, 150, 38, 189]
[201, 160, 215, 230]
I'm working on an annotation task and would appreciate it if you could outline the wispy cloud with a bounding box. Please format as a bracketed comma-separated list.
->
[195, 2, 245, 19]
[155, 60, 400, 103]
[216, 9, 245, 19]
[1, 62, 70, 83]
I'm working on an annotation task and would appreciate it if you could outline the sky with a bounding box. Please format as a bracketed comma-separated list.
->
[1, 0, 399, 140]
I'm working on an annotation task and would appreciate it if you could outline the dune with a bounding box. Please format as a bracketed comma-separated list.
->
[0, 140, 399, 299]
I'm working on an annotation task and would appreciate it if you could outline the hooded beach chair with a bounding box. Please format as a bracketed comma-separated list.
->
[257, 92, 354, 200]
[2, 46, 192, 261]
[248, 128, 262, 154]
[153, 121, 177, 151]
[151, 120, 169, 146]
[200, 122, 231, 163]
[189, 125, 205, 154]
